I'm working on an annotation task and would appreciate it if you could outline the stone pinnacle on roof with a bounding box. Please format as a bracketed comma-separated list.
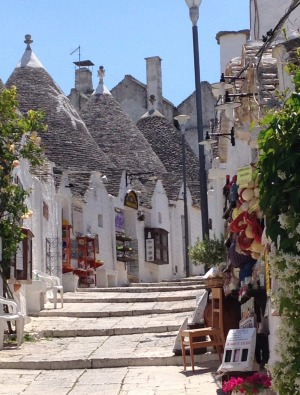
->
[94, 65, 111, 96]
[24, 34, 33, 48]
[149, 94, 156, 106]
[140, 94, 164, 119]
[16, 34, 44, 69]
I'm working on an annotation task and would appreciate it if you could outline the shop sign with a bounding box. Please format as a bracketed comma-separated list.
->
[220, 328, 256, 372]
[124, 190, 138, 210]
[237, 166, 252, 188]
[145, 230, 154, 262]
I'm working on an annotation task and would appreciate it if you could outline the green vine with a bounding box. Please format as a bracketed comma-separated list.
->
[0, 87, 46, 284]
[258, 57, 300, 394]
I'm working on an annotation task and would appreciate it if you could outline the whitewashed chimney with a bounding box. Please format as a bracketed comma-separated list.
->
[145, 56, 163, 112]
[216, 30, 250, 75]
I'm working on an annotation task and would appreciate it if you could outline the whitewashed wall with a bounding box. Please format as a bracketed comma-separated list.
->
[23, 163, 60, 267]
[12, 159, 60, 315]
[207, 167, 227, 240]
[272, 44, 294, 93]
[188, 204, 204, 276]
[250, 0, 300, 41]
[168, 201, 185, 280]
[139, 181, 169, 282]
[83, 172, 115, 269]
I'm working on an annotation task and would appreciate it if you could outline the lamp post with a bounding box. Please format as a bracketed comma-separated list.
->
[185, 0, 209, 241]
[174, 114, 190, 278]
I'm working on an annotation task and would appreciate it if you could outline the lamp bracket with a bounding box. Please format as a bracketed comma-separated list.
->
[228, 92, 258, 98]
[204, 127, 235, 147]
[223, 75, 246, 80]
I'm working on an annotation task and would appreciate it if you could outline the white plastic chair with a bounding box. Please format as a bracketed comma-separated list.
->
[0, 296, 25, 350]
[33, 270, 64, 309]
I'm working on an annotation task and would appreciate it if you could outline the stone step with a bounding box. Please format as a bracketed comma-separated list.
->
[78, 284, 205, 293]
[32, 304, 195, 318]
[0, 332, 218, 370]
[26, 311, 191, 338]
[61, 288, 202, 304]
[130, 279, 205, 287]
[34, 298, 197, 318]
[1, 285, 214, 375]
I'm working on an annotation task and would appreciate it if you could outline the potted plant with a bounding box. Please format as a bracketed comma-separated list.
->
[189, 234, 227, 274]
[222, 372, 272, 394]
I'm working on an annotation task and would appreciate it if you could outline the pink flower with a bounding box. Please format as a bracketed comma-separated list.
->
[222, 372, 272, 395]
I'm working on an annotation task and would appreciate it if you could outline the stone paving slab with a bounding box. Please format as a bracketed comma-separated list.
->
[25, 311, 192, 337]
[0, 365, 223, 395]
[0, 332, 218, 370]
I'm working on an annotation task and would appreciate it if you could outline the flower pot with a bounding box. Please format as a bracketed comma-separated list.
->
[233, 390, 272, 395]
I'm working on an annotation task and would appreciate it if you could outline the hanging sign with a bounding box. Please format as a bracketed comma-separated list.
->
[124, 190, 138, 210]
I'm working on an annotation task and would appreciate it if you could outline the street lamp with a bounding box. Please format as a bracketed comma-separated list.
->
[185, 0, 210, 241]
[174, 114, 190, 278]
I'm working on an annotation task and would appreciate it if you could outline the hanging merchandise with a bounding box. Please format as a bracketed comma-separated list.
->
[228, 175, 239, 204]
[228, 171, 264, 260]
[223, 175, 239, 219]
[223, 174, 231, 199]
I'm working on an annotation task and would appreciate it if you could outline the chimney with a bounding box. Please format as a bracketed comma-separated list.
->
[145, 56, 163, 112]
[216, 30, 250, 74]
[75, 67, 93, 94]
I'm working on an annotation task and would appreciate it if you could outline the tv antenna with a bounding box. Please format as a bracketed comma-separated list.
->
[70, 45, 81, 66]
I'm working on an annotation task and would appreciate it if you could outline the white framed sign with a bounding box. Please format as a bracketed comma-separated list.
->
[220, 328, 256, 372]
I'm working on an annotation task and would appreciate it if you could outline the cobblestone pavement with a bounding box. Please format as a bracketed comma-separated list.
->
[0, 365, 224, 395]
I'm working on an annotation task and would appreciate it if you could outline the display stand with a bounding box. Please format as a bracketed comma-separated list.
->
[77, 236, 96, 287]
[116, 234, 134, 263]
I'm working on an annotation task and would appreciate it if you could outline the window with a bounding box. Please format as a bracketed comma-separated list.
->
[145, 228, 169, 265]
[98, 214, 103, 228]
[43, 201, 49, 220]
[158, 212, 162, 224]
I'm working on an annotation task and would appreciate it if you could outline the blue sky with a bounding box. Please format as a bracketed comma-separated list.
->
[1, 0, 249, 106]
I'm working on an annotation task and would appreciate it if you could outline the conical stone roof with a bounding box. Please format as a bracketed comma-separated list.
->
[80, 73, 167, 176]
[137, 113, 200, 205]
[6, 36, 114, 174]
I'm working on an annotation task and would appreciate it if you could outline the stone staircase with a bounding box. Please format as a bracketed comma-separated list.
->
[0, 279, 219, 370]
